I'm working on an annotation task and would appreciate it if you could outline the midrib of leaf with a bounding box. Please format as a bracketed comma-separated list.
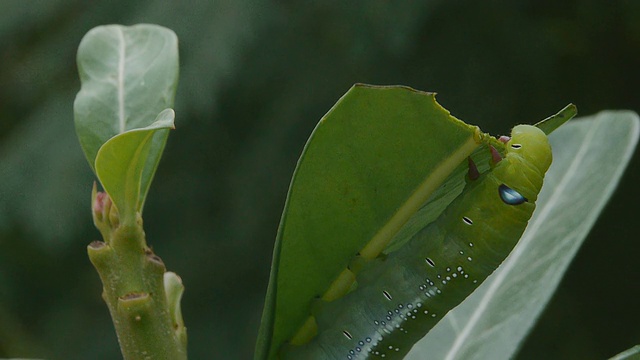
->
[443, 119, 601, 360]
[360, 135, 480, 260]
[322, 135, 480, 303]
[117, 27, 126, 134]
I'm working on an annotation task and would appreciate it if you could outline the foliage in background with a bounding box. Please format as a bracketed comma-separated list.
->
[1, 1, 639, 359]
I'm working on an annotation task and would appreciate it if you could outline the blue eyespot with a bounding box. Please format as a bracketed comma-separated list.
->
[498, 184, 527, 205]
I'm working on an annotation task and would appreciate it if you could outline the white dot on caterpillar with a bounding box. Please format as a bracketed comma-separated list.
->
[473, 280, 478, 283]
[416, 302, 423, 307]
[446, 267, 451, 272]
[425, 258, 436, 267]
[452, 273, 457, 278]
[469, 242, 474, 247]
[467, 257, 472, 261]
[359, 341, 365, 346]
[446, 276, 451, 281]
[442, 280, 447, 284]
[464, 274, 469, 278]
[457, 266, 463, 272]
[459, 250, 464, 255]
[432, 313, 437, 317]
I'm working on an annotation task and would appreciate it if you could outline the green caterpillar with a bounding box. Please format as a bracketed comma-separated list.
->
[282, 124, 552, 359]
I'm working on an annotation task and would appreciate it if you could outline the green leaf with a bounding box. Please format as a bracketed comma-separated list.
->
[256, 85, 487, 359]
[95, 109, 174, 224]
[73, 24, 179, 223]
[609, 345, 640, 360]
[74, 24, 178, 170]
[406, 110, 640, 359]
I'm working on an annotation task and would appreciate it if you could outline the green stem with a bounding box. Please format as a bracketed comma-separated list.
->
[88, 187, 187, 359]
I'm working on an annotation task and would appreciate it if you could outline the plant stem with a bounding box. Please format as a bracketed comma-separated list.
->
[88, 185, 187, 359]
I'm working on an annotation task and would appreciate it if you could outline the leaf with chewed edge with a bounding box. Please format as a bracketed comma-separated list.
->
[256, 85, 493, 359]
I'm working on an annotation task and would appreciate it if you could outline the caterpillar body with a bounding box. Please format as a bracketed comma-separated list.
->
[282, 124, 552, 359]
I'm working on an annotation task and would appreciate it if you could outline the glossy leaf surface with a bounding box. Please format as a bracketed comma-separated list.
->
[256, 85, 490, 359]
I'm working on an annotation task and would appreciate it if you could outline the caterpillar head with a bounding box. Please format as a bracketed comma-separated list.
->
[494, 125, 552, 202]
[508, 125, 553, 174]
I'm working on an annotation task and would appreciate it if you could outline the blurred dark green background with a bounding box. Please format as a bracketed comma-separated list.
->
[1, 1, 638, 359]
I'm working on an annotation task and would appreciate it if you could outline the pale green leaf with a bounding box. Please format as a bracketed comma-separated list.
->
[407, 111, 640, 360]
[74, 23, 179, 172]
[609, 345, 640, 360]
[95, 109, 174, 225]
[74, 24, 179, 224]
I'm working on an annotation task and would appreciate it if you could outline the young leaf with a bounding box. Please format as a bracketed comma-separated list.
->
[95, 109, 174, 225]
[74, 24, 179, 223]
